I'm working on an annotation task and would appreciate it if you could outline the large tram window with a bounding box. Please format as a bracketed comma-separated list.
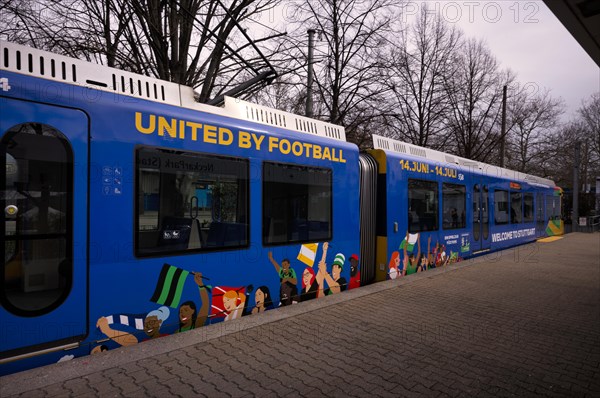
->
[135, 148, 249, 256]
[494, 190, 509, 225]
[442, 183, 466, 229]
[510, 192, 522, 223]
[263, 162, 332, 245]
[523, 193, 534, 223]
[408, 179, 438, 232]
[1, 123, 72, 315]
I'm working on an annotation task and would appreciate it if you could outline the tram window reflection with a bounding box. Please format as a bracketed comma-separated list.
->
[510, 192, 522, 224]
[135, 147, 249, 256]
[494, 190, 509, 225]
[408, 179, 438, 232]
[1, 123, 73, 315]
[523, 193, 534, 223]
[263, 162, 332, 245]
[442, 183, 466, 230]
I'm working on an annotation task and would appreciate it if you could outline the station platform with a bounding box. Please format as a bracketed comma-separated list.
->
[1, 233, 599, 397]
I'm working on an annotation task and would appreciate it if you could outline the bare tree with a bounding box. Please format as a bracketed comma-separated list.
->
[285, 0, 398, 145]
[579, 92, 600, 167]
[504, 88, 564, 174]
[383, 7, 462, 149]
[1, 0, 285, 103]
[576, 93, 600, 194]
[532, 93, 600, 197]
[1, 1, 142, 66]
[248, 76, 307, 114]
[444, 38, 512, 162]
[541, 122, 592, 188]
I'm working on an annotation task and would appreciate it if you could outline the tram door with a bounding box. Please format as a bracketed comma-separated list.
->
[472, 184, 491, 252]
[535, 193, 545, 237]
[1, 98, 88, 362]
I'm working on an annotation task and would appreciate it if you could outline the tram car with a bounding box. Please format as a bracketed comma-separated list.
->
[0, 41, 562, 375]
[366, 135, 563, 282]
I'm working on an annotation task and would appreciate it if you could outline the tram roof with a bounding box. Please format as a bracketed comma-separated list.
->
[0, 40, 346, 142]
[372, 134, 556, 188]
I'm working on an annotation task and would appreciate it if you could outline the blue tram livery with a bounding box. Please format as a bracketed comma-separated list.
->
[367, 135, 562, 283]
[0, 41, 562, 375]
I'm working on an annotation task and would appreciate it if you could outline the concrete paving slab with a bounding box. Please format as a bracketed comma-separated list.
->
[1, 233, 598, 397]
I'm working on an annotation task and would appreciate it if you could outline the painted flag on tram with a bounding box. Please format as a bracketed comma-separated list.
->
[400, 233, 419, 252]
[449, 251, 458, 262]
[150, 263, 190, 308]
[297, 243, 318, 267]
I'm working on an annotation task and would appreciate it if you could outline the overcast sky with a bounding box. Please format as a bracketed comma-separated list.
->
[269, 1, 598, 122]
[411, 1, 599, 121]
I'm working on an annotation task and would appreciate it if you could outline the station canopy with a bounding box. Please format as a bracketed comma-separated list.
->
[544, 0, 600, 66]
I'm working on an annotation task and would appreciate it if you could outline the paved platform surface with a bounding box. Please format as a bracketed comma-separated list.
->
[1, 233, 599, 397]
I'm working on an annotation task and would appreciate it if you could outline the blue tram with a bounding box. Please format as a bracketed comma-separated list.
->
[367, 135, 563, 282]
[0, 41, 562, 375]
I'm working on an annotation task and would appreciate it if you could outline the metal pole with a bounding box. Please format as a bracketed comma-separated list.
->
[499, 85, 507, 167]
[572, 141, 580, 231]
[596, 176, 600, 215]
[306, 29, 315, 117]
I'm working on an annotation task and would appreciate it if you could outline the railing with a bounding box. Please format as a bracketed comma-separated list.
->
[575, 215, 600, 233]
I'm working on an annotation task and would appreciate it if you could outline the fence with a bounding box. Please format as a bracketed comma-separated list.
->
[574, 215, 600, 233]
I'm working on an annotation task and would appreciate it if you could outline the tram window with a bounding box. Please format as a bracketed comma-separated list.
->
[536, 194, 544, 221]
[494, 190, 509, 225]
[263, 162, 332, 245]
[1, 123, 72, 315]
[135, 148, 249, 256]
[510, 192, 522, 223]
[408, 179, 438, 232]
[523, 193, 534, 222]
[442, 183, 466, 230]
